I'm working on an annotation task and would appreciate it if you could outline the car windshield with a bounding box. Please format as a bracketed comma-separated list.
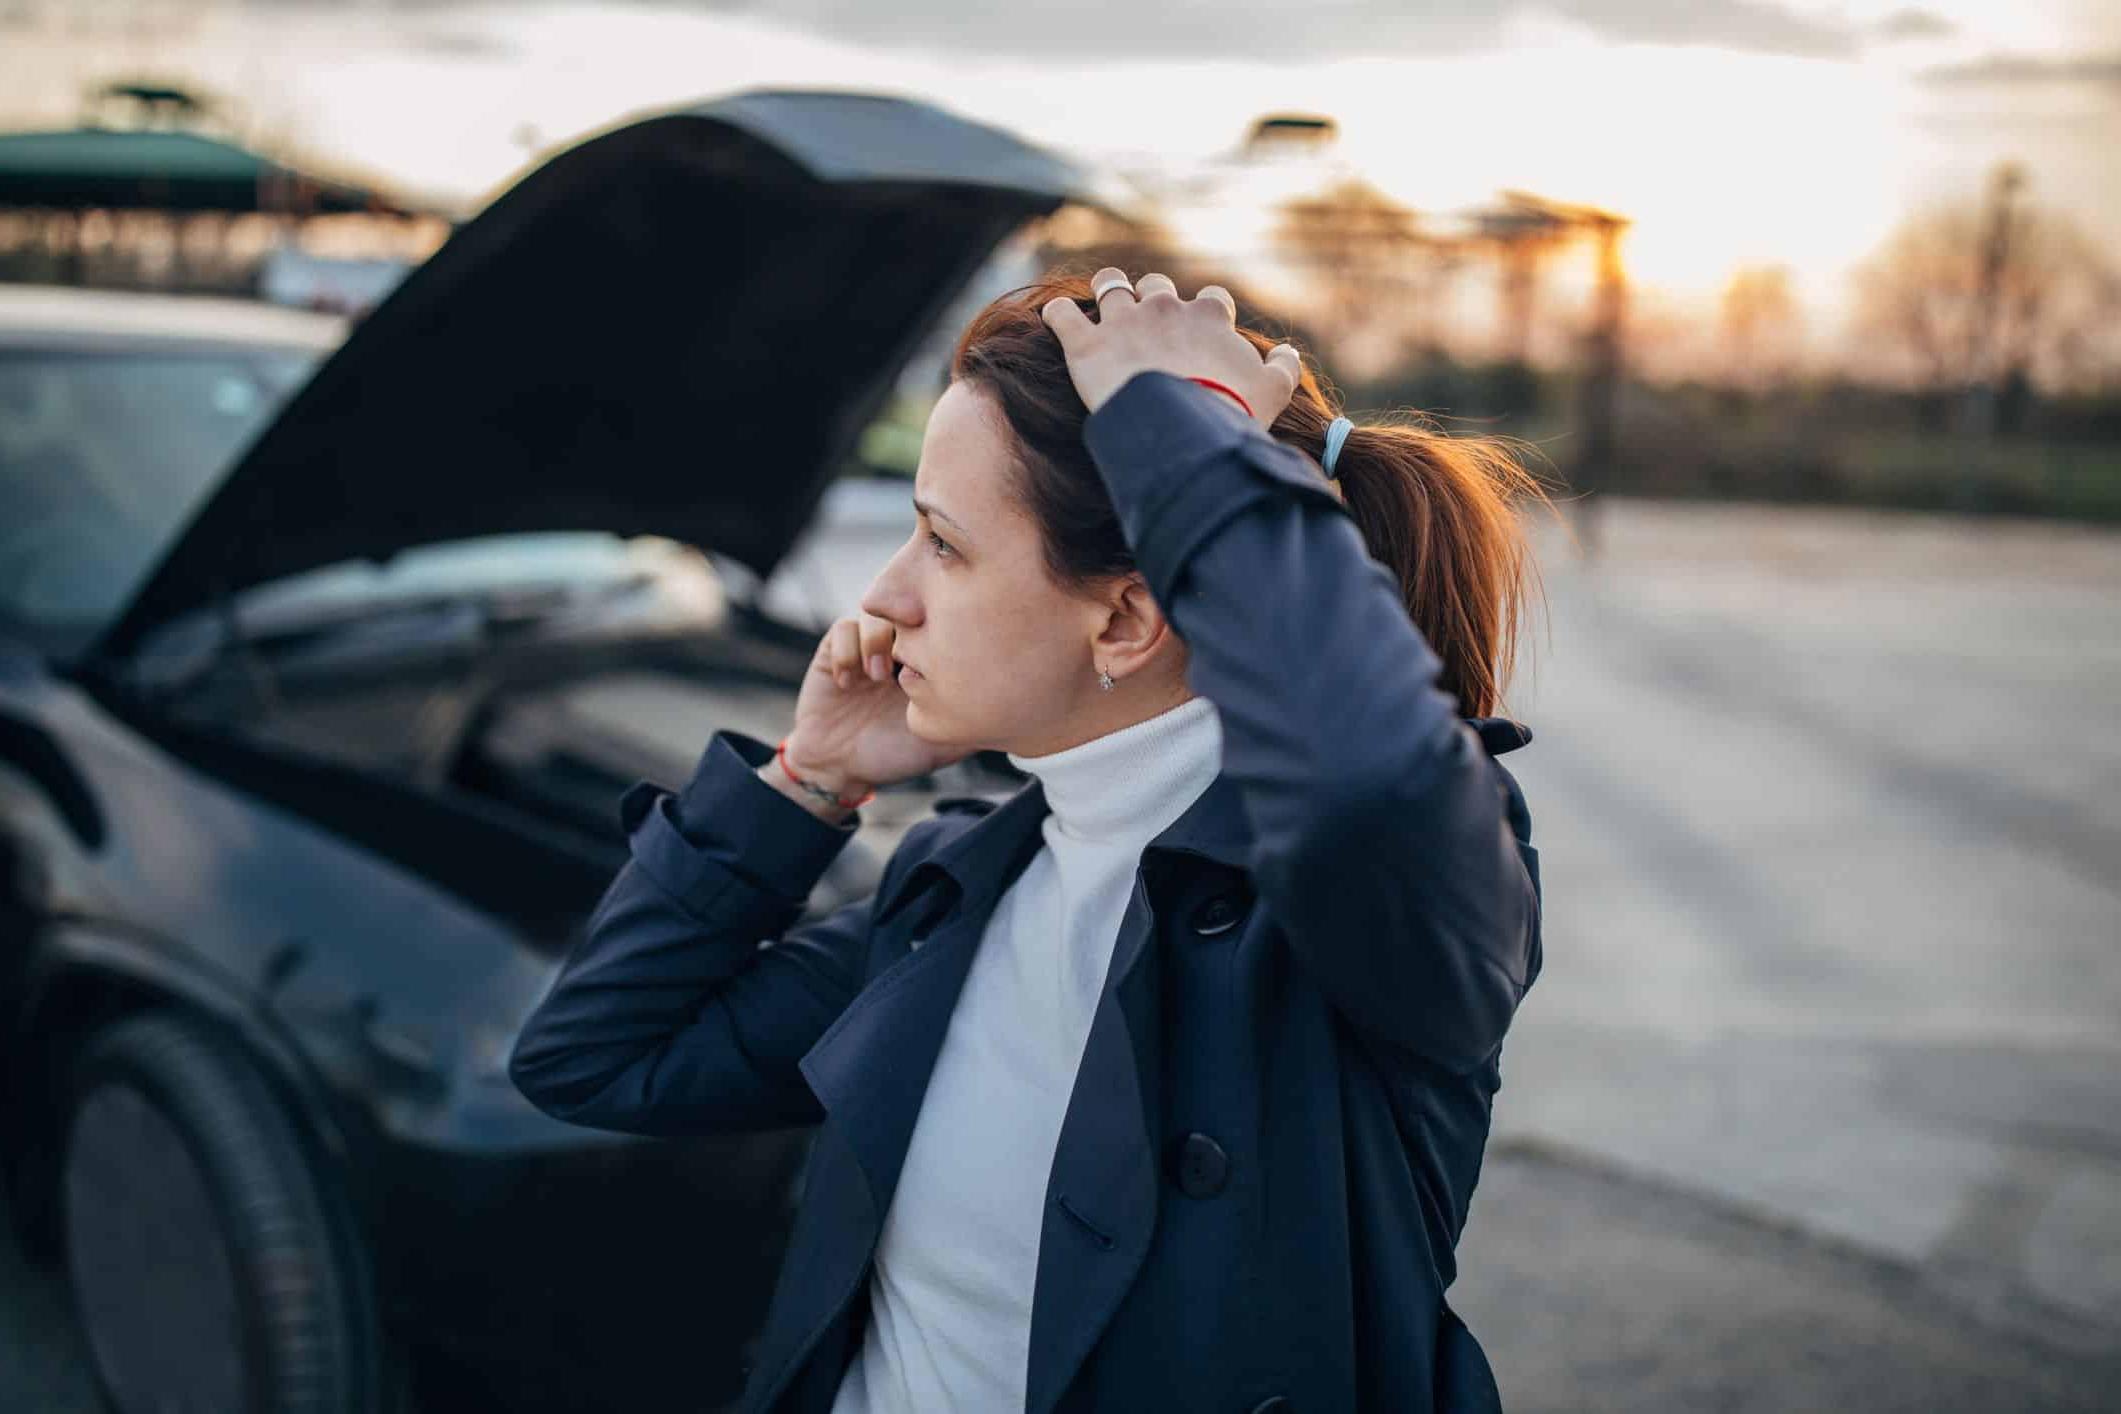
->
[0, 343, 318, 656]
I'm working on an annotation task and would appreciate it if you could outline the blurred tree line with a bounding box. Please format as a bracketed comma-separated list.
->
[1035, 150, 2121, 525]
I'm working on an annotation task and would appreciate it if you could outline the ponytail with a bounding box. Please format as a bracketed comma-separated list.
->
[1281, 404, 1553, 719]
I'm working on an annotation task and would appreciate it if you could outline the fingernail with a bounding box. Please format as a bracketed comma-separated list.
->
[868, 654, 887, 681]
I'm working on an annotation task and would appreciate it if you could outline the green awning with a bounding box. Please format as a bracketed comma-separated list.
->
[0, 128, 404, 213]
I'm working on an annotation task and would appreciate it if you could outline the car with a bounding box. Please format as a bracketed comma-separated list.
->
[0, 88, 1096, 1414]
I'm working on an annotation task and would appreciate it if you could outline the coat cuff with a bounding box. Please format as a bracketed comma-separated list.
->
[1082, 371, 1351, 603]
[617, 729, 860, 920]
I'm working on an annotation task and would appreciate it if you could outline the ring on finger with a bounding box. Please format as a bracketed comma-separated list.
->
[1091, 270, 1136, 304]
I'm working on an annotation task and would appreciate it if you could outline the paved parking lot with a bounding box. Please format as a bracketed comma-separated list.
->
[1481, 499, 2121, 1352]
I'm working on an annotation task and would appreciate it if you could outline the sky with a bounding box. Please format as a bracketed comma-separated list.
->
[1, 0, 2116, 333]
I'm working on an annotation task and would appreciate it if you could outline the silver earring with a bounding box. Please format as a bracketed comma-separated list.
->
[1097, 667, 1115, 692]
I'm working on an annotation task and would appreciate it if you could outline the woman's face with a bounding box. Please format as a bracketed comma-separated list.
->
[857, 380, 1181, 758]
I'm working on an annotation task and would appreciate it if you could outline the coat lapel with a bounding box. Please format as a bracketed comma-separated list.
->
[1022, 872, 1163, 1414]
[748, 783, 1055, 1411]
[799, 777, 1055, 1218]
[1022, 770, 1253, 1414]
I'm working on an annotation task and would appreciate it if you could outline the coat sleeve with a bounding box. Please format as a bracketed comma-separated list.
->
[1082, 371, 1541, 1075]
[507, 728, 885, 1135]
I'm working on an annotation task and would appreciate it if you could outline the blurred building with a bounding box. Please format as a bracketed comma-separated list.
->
[0, 80, 450, 315]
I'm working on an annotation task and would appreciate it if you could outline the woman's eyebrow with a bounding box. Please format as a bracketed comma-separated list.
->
[912, 496, 970, 537]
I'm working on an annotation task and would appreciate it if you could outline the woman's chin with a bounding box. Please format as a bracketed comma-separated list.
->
[903, 702, 971, 755]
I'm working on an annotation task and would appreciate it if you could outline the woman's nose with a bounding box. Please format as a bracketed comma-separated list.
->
[859, 547, 915, 624]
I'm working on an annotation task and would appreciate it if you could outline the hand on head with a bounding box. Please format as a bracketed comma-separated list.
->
[1040, 270, 1303, 431]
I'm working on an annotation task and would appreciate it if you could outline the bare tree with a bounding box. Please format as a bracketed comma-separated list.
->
[1850, 164, 2121, 401]
[1269, 177, 1428, 380]
[1718, 264, 1804, 391]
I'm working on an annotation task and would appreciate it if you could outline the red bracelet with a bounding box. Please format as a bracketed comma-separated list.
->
[1186, 376, 1253, 419]
[776, 737, 876, 810]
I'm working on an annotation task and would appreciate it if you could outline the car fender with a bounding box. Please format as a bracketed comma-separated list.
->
[13, 918, 360, 1168]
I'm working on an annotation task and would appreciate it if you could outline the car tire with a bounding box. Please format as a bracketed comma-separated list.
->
[60, 1012, 382, 1414]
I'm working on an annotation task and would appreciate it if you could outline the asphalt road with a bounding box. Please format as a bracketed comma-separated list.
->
[1456, 1143, 2119, 1413]
[1478, 499, 2121, 1356]
[8, 494, 2118, 1411]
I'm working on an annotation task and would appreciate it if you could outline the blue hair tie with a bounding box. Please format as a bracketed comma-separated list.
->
[1322, 415, 1354, 480]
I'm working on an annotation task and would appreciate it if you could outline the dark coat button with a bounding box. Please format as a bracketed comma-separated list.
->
[1170, 1132, 1230, 1197]
[1189, 890, 1249, 937]
[1247, 1399, 1291, 1414]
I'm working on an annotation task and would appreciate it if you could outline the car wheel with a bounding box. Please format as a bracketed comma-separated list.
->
[60, 1012, 380, 1414]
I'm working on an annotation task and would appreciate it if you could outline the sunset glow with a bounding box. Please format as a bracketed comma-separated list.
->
[1, 0, 2114, 340]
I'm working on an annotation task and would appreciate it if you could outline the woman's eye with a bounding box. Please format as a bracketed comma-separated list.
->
[926, 530, 955, 558]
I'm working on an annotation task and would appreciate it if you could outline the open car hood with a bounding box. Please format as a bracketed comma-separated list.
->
[97, 90, 1099, 660]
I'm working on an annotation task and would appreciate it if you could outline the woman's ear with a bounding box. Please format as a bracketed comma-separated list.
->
[1093, 573, 1177, 672]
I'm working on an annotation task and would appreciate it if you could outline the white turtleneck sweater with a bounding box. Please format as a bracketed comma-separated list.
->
[828, 693, 1224, 1414]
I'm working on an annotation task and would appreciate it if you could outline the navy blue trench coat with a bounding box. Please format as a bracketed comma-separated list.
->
[510, 371, 1544, 1414]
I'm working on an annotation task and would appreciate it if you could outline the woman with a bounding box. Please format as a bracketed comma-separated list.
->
[510, 268, 1549, 1414]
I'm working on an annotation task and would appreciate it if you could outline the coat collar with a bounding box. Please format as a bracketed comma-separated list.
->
[874, 712, 1528, 932]
[828, 759, 1247, 1119]
[872, 753, 1252, 936]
